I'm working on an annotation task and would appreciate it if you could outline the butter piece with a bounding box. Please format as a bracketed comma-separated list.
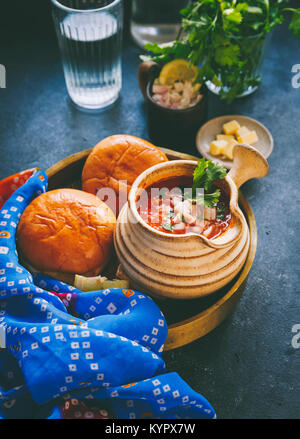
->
[236, 126, 250, 138]
[210, 140, 228, 156]
[221, 140, 237, 160]
[223, 120, 240, 135]
[217, 134, 235, 142]
[237, 130, 258, 145]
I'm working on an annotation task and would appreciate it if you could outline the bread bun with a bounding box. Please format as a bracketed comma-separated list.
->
[82, 135, 168, 215]
[17, 188, 116, 280]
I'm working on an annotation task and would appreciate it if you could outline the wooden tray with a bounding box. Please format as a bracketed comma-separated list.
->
[46, 147, 257, 351]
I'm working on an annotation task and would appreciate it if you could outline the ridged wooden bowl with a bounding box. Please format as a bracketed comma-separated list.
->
[47, 146, 262, 350]
[115, 145, 268, 299]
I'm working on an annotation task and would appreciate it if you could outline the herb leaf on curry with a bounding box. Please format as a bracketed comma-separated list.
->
[192, 158, 227, 207]
[162, 222, 173, 232]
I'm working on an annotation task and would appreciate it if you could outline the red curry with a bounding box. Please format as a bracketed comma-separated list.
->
[137, 176, 232, 240]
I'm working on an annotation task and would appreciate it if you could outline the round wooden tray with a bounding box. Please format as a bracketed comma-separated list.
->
[46, 147, 257, 351]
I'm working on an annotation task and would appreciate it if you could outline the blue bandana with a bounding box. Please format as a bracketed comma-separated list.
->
[0, 170, 216, 419]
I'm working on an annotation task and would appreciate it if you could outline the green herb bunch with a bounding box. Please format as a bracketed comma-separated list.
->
[192, 157, 227, 207]
[142, 1, 300, 103]
[192, 159, 229, 226]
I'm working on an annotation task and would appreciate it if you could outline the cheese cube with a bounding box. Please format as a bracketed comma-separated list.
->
[210, 140, 228, 156]
[221, 140, 237, 160]
[217, 134, 235, 142]
[236, 126, 250, 138]
[237, 130, 258, 145]
[222, 120, 240, 135]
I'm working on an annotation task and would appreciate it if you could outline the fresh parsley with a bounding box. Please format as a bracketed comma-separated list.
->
[288, 7, 300, 38]
[142, 1, 300, 103]
[162, 222, 173, 232]
[216, 202, 227, 220]
[203, 190, 223, 208]
[192, 158, 227, 207]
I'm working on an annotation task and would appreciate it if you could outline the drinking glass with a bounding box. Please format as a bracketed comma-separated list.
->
[51, 0, 123, 112]
[130, 0, 190, 48]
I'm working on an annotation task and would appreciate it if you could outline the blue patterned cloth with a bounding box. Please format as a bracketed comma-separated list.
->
[0, 170, 216, 419]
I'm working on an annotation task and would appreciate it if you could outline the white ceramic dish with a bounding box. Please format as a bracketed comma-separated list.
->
[196, 115, 274, 169]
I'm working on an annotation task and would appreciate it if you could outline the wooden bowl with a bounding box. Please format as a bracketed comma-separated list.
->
[47, 147, 258, 351]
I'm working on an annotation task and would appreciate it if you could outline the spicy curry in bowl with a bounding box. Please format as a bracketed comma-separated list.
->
[137, 174, 232, 240]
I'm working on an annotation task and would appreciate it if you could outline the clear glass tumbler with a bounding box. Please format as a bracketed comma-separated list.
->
[130, 0, 190, 48]
[51, 0, 123, 112]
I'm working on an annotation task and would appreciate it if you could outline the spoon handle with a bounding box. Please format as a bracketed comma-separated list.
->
[228, 143, 269, 190]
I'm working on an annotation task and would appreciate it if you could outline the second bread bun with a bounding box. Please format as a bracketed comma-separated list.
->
[17, 188, 116, 281]
[82, 135, 168, 214]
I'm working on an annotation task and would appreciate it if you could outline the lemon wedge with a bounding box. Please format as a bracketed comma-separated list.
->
[74, 274, 129, 292]
[74, 274, 107, 292]
[159, 59, 199, 85]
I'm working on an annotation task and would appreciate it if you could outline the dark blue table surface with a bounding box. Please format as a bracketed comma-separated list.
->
[0, 3, 299, 419]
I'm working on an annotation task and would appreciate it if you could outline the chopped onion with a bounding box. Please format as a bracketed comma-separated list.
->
[202, 225, 213, 237]
[204, 207, 217, 221]
[173, 222, 186, 232]
[152, 79, 202, 110]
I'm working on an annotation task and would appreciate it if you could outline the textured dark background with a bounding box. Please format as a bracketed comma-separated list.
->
[0, 0, 299, 419]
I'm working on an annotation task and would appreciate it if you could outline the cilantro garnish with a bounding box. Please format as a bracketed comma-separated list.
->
[203, 190, 222, 208]
[162, 222, 173, 232]
[192, 158, 227, 207]
[288, 8, 300, 38]
[216, 202, 227, 220]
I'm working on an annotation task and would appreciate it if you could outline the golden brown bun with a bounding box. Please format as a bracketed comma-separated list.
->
[82, 135, 168, 214]
[17, 188, 116, 278]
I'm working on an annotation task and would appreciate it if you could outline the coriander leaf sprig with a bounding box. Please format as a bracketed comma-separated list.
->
[286, 7, 300, 38]
[192, 158, 227, 207]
